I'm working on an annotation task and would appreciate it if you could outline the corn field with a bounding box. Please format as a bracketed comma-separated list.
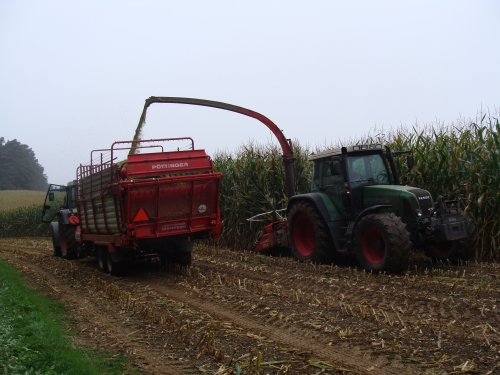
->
[1, 110, 498, 261]
[214, 110, 500, 261]
[0, 204, 50, 238]
[393, 112, 499, 260]
[212, 141, 312, 250]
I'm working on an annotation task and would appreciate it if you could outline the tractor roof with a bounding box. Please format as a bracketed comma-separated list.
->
[309, 144, 384, 161]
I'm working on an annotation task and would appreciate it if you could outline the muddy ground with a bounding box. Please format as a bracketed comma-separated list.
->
[0, 238, 499, 375]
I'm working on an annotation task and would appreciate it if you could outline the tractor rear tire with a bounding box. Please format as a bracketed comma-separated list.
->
[50, 223, 62, 257]
[58, 217, 78, 260]
[288, 201, 334, 263]
[354, 213, 411, 273]
[424, 210, 477, 263]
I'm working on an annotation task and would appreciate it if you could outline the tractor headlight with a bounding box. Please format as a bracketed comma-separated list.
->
[415, 209, 423, 217]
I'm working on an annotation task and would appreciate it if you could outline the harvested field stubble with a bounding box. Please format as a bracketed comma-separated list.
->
[0, 238, 499, 374]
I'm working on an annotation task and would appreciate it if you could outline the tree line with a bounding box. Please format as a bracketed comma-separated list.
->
[0, 137, 48, 191]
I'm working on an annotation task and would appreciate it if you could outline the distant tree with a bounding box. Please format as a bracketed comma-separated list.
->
[0, 137, 48, 191]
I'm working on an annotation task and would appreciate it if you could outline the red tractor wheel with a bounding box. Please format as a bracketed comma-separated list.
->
[425, 242, 453, 259]
[360, 226, 386, 264]
[293, 214, 315, 257]
[58, 217, 78, 260]
[287, 201, 334, 263]
[354, 213, 411, 273]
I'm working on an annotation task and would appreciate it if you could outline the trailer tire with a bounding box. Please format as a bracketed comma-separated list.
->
[163, 241, 193, 268]
[354, 213, 411, 273]
[58, 217, 78, 260]
[174, 251, 192, 267]
[106, 249, 128, 276]
[288, 201, 334, 263]
[50, 223, 62, 257]
[424, 210, 477, 263]
[96, 246, 108, 273]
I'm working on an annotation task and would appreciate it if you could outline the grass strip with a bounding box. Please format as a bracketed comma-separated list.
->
[0, 258, 132, 375]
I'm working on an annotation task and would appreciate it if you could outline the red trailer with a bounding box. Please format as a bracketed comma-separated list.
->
[42, 95, 295, 275]
[42, 137, 221, 275]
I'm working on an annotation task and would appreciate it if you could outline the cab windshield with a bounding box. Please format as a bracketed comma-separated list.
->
[348, 153, 390, 186]
[42, 184, 77, 223]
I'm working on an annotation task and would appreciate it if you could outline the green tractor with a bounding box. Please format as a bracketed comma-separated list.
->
[253, 144, 476, 273]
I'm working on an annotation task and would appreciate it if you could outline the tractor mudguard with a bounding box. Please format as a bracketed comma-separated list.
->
[287, 193, 345, 251]
[57, 209, 74, 225]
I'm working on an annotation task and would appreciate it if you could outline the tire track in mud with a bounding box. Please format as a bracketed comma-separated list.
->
[3, 240, 499, 374]
[190, 250, 500, 374]
[193, 255, 421, 319]
[3, 241, 456, 325]
[4, 243, 412, 374]
[2, 243, 355, 374]
[192, 253, 478, 327]
[0, 248, 199, 375]
[140, 273, 417, 375]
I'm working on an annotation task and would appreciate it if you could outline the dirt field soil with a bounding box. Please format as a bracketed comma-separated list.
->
[1, 238, 499, 375]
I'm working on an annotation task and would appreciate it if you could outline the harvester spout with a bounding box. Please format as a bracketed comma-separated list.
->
[132, 96, 296, 199]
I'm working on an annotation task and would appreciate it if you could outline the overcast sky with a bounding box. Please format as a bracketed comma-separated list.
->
[1, 0, 498, 184]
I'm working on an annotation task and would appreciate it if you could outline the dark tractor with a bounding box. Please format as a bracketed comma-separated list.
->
[42, 182, 80, 259]
[285, 144, 475, 273]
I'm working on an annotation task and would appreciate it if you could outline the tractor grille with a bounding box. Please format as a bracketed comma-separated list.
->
[409, 188, 433, 215]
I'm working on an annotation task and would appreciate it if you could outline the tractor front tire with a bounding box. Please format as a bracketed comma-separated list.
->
[354, 213, 411, 273]
[288, 201, 334, 263]
[58, 217, 78, 260]
[424, 210, 477, 263]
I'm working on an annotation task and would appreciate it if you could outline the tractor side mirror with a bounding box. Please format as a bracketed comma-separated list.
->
[330, 160, 342, 176]
[407, 155, 414, 169]
[49, 192, 55, 201]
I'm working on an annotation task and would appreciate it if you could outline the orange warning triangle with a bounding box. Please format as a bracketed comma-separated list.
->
[133, 207, 149, 222]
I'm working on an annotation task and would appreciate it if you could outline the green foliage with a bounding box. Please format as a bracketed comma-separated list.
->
[0, 259, 131, 375]
[388, 112, 500, 261]
[0, 204, 50, 238]
[0, 137, 48, 191]
[213, 140, 312, 249]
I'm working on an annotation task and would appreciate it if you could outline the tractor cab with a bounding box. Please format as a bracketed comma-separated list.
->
[42, 183, 77, 223]
[309, 144, 412, 218]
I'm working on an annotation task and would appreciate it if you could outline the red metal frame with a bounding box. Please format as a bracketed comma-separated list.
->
[75, 138, 221, 247]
